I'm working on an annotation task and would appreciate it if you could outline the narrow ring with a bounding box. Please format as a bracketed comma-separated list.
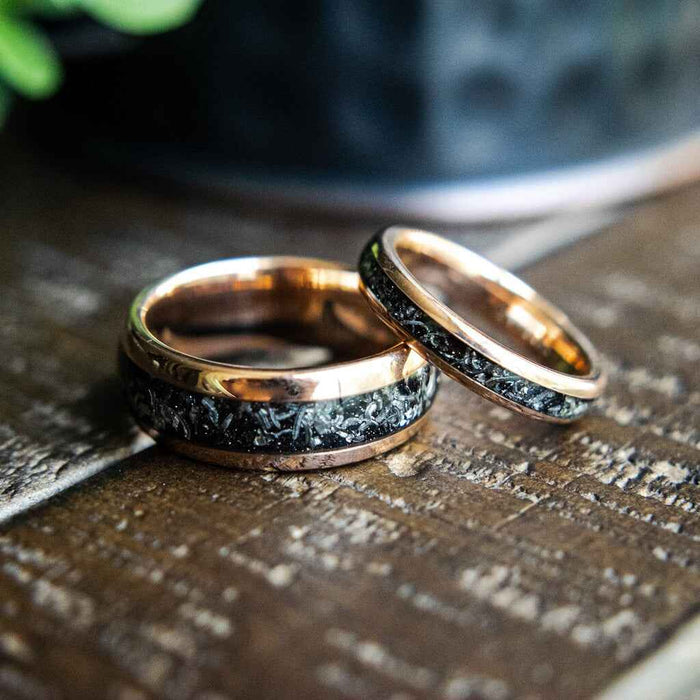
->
[120, 257, 439, 469]
[358, 227, 605, 423]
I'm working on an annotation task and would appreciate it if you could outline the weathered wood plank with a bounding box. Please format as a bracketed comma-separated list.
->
[0, 137, 580, 523]
[0, 165, 698, 698]
[0, 137, 606, 523]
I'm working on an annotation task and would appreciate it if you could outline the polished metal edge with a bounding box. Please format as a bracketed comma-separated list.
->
[144, 415, 429, 471]
[123, 257, 427, 402]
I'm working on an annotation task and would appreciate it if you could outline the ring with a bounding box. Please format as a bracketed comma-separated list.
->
[119, 257, 439, 469]
[358, 227, 605, 423]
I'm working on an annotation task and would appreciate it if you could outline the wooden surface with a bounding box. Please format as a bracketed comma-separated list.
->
[0, 138, 699, 699]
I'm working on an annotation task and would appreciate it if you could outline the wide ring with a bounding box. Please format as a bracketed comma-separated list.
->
[358, 227, 605, 423]
[119, 256, 439, 470]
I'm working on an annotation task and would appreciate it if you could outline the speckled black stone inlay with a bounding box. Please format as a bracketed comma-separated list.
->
[119, 352, 438, 453]
[359, 238, 590, 421]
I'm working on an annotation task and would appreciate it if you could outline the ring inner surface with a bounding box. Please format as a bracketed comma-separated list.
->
[395, 236, 591, 376]
[144, 268, 398, 369]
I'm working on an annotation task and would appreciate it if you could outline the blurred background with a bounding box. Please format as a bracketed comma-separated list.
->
[2, 0, 700, 222]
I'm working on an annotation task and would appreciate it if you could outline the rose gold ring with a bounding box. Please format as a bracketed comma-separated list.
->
[359, 227, 605, 423]
[119, 257, 438, 469]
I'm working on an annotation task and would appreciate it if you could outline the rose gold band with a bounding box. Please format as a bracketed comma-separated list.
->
[122, 257, 426, 402]
[143, 416, 428, 472]
[120, 256, 438, 469]
[359, 227, 605, 423]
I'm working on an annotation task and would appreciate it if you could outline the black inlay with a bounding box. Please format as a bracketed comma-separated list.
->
[119, 352, 438, 453]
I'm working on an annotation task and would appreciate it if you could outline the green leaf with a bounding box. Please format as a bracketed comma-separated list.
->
[0, 14, 62, 98]
[1, 1, 79, 19]
[77, 0, 203, 34]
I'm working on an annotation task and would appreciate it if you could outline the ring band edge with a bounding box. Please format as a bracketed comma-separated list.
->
[140, 415, 429, 471]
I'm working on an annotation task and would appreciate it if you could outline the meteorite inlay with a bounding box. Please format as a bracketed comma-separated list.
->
[359, 239, 590, 421]
[120, 352, 438, 454]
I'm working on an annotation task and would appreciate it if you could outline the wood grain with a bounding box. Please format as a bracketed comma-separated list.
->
[0, 138, 544, 523]
[0, 138, 699, 699]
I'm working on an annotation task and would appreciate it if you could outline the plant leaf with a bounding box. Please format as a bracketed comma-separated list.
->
[0, 14, 62, 98]
[2, 1, 79, 19]
[77, 0, 203, 34]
